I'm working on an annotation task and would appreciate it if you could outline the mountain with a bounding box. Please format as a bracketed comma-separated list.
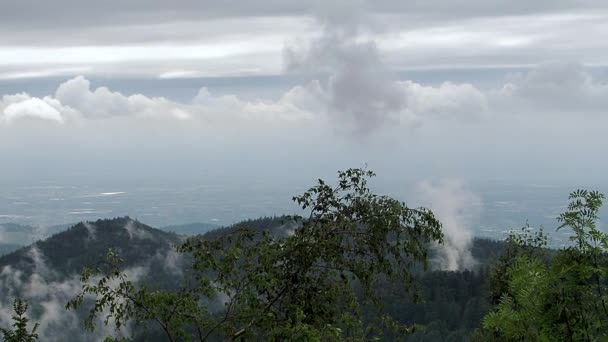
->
[0, 217, 181, 277]
[0, 217, 185, 342]
[0, 215, 509, 341]
[202, 215, 299, 239]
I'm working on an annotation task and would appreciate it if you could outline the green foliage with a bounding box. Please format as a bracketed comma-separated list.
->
[558, 189, 607, 253]
[67, 168, 444, 341]
[482, 255, 553, 341]
[1, 298, 39, 342]
[487, 223, 549, 305]
[479, 189, 608, 341]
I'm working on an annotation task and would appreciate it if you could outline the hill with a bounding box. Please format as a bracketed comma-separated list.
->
[191, 216, 507, 341]
[0, 217, 181, 277]
[0, 215, 510, 341]
[160, 222, 218, 235]
[0, 217, 185, 341]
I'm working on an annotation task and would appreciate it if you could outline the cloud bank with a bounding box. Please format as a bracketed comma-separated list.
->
[497, 61, 608, 112]
[0, 74, 490, 133]
[3, 61, 603, 130]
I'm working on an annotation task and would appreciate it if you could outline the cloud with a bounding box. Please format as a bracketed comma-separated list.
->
[0, 1, 607, 80]
[0, 73, 488, 135]
[1, 61, 603, 134]
[155, 248, 185, 276]
[402, 81, 488, 121]
[191, 84, 321, 124]
[1, 0, 606, 37]
[285, 3, 406, 135]
[55, 76, 190, 120]
[284, 3, 489, 135]
[0, 75, 316, 126]
[83, 222, 97, 241]
[1, 96, 69, 124]
[416, 179, 481, 271]
[0, 76, 330, 127]
[496, 61, 608, 113]
[124, 220, 153, 240]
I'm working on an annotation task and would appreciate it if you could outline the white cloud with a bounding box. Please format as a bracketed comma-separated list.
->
[83, 222, 97, 241]
[285, 9, 407, 135]
[3, 98, 61, 122]
[0, 60, 605, 133]
[1, 96, 67, 124]
[496, 61, 608, 112]
[124, 220, 153, 240]
[283, 3, 493, 135]
[401, 81, 488, 121]
[2, 61, 605, 134]
[55, 76, 190, 120]
[0, 74, 492, 134]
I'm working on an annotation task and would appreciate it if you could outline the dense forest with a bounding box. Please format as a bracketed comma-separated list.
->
[1, 169, 607, 341]
[0, 217, 504, 341]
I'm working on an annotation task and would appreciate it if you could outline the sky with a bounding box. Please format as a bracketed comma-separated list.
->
[2, 0, 608, 187]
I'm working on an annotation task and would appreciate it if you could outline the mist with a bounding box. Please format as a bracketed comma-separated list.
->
[416, 179, 481, 271]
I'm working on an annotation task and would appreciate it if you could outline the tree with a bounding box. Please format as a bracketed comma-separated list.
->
[1, 298, 39, 342]
[67, 168, 444, 341]
[478, 190, 608, 341]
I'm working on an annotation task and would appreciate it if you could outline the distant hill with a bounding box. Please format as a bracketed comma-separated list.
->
[202, 215, 299, 239]
[161, 222, 218, 235]
[0, 217, 185, 341]
[0, 217, 181, 278]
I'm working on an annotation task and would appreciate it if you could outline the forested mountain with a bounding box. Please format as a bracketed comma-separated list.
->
[0, 217, 180, 277]
[1, 169, 603, 342]
[0, 218, 186, 341]
[161, 222, 218, 236]
[0, 214, 509, 341]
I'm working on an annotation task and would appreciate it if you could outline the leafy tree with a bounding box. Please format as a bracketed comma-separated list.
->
[67, 168, 444, 341]
[477, 190, 608, 341]
[1, 298, 39, 342]
[487, 223, 549, 306]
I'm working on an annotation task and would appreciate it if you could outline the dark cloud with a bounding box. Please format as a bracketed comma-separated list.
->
[284, 1, 489, 135]
[0, 0, 606, 80]
[3, 0, 607, 27]
[1, 0, 607, 46]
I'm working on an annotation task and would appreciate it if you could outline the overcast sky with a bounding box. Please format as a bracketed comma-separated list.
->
[2, 0, 608, 186]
